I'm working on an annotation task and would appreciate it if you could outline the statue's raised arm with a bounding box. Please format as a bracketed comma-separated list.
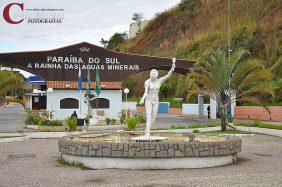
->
[159, 57, 176, 83]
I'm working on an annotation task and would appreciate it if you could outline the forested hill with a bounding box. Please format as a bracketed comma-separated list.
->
[118, 0, 281, 102]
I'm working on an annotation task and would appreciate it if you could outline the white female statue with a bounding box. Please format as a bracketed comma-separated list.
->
[139, 58, 176, 138]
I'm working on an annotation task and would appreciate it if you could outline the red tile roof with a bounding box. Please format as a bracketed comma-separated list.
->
[46, 81, 122, 90]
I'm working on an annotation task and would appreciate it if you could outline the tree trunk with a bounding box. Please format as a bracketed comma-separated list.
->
[220, 92, 227, 131]
[220, 112, 227, 131]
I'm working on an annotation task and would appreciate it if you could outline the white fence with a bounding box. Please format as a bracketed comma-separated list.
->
[122, 102, 137, 111]
[182, 104, 210, 116]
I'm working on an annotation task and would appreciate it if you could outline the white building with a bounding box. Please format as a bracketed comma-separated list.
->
[28, 80, 122, 120]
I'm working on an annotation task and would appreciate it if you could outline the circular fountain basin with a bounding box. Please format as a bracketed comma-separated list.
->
[58, 133, 242, 169]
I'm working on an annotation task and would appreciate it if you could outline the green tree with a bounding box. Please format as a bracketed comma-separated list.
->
[188, 49, 274, 131]
[100, 32, 127, 50]
[0, 69, 24, 106]
[0, 70, 24, 95]
[132, 13, 144, 34]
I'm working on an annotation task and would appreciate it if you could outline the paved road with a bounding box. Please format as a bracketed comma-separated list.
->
[153, 114, 212, 129]
[0, 134, 281, 186]
[0, 104, 25, 133]
[0, 104, 212, 132]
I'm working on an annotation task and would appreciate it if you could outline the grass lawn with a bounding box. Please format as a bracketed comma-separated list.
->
[235, 121, 282, 130]
[56, 157, 90, 170]
[197, 130, 252, 135]
[170, 122, 220, 129]
[0, 136, 22, 139]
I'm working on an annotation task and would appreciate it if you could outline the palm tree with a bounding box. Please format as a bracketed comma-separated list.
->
[0, 69, 24, 105]
[188, 48, 274, 131]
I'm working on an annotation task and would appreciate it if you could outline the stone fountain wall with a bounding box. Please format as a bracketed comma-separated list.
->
[58, 137, 242, 158]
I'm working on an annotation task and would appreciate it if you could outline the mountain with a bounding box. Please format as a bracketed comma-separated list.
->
[119, 0, 281, 102]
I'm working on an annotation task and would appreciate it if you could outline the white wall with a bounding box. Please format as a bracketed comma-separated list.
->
[122, 102, 137, 111]
[47, 89, 122, 120]
[182, 104, 212, 116]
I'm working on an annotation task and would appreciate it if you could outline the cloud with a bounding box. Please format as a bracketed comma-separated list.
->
[0, 0, 181, 77]
[0, 0, 181, 52]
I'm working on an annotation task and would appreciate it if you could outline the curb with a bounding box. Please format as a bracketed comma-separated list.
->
[236, 126, 282, 137]
[0, 136, 29, 143]
[219, 134, 254, 137]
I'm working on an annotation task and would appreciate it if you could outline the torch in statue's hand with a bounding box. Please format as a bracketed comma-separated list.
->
[172, 57, 176, 71]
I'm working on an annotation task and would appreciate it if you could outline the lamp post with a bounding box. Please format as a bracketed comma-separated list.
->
[47, 87, 53, 119]
[123, 88, 129, 118]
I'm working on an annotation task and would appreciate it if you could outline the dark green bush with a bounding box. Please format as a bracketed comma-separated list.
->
[39, 119, 63, 126]
[110, 119, 116, 125]
[105, 118, 111, 125]
[25, 111, 42, 125]
[119, 110, 126, 124]
[135, 113, 146, 123]
[66, 117, 77, 131]
[125, 116, 140, 130]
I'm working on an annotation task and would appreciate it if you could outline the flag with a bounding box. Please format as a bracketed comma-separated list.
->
[95, 68, 101, 96]
[77, 65, 82, 92]
[86, 67, 91, 91]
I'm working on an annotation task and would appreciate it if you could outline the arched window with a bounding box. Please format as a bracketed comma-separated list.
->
[90, 98, 110, 109]
[60, 98, 79, 109]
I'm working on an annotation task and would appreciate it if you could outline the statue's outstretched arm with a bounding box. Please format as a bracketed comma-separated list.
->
[139, 81, 149, 104]
[159, 58, 176, 83]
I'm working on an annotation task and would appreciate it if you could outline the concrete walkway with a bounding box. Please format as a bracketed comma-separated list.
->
[0, 134, 281, 186]
[0, 104, 25, 133]
[152, 113, 213, 129]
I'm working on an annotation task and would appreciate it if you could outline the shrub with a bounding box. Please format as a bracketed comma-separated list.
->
[110, 119, 116, 125]
[193, 129, 200, 133]
[119, 110, 126, 124]
[39, 119, 63, 126]
[105, 118, 111, 125]
[125, 116, 140, 131]
[66, 117, 77, 131]
[252, 119, 261, 127]
[135, 113, 146, 123]
[25, 111, 42, 125]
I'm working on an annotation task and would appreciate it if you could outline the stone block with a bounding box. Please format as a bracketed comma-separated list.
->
[135, 151, 145, 158]
[112, 143, 118, 150]
[117, 143, 124, 151]
[103, 148, 111, 157]
[175, 150, 184, 157]
[178, 143, 184, 152]
[124, 143, 129, 152]
[193, 148, 199, 156]
[149, 143, 156, 150]
[156, 150, 167, 158]
[112, 151, 122, 157]
[150, 150, 156, 157]
[91, 143, 99, 150]
[89, 150, 96, 156]
[168, 149, 174, 157]
[145, 150, 150, 157]
[184, 147, 193, 156]
[81, 146, 89, 156]
[128, 148, 136, 157]
[199, 151, 209, 156]
[96, 149, 103, 156]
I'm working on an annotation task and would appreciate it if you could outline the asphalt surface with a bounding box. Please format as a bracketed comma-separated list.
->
[0, 104, 212, 132]
[0, 104, 25, 133]
[153, 114, 211, 129]
[0, 134, 281, 186]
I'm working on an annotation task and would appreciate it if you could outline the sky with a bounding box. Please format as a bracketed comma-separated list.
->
[0, 0, 181, 53]
[0, 0, 181, 77]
